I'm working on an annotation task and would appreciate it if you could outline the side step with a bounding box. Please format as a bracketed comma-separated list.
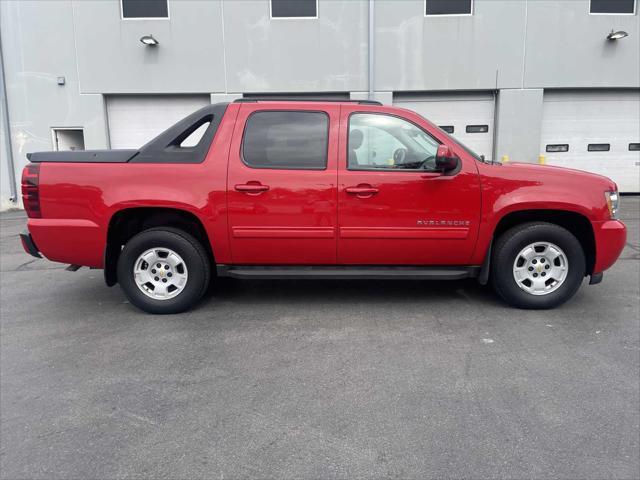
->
[216, 265, 480, 280]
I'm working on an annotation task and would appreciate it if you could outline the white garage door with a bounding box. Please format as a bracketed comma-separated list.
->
[394, 92, 495, 161]
[106, 95, 211, 149]
[541, 91, 640, 193]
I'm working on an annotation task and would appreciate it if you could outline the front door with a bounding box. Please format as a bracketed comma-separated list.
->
[227, 103, 339, 264]
[337, 106, 482, 265]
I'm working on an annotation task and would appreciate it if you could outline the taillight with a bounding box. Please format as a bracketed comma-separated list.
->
[21, 163, 41, 218]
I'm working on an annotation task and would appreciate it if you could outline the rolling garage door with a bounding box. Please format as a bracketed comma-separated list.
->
[541, 91, 640, 193]
[394, 92, 495, 161]
[106, 95, 211, 149]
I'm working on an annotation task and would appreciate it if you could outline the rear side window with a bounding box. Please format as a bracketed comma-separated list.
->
[242, 111, 328, 170]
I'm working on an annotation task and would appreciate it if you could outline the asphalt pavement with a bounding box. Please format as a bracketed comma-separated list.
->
[1, 198, 638, 479]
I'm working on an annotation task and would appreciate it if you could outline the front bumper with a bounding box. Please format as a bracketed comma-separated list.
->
[20, 231, 41, 258]
[592, 220, 627, 274]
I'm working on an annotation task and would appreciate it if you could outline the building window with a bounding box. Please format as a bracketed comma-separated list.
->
[271, 0, 318, 18]
[121, 0, 168, 19]
[242, 111, 328, 170]
[590, 0, 636, 14]
[588, 143, 610, 152]
[466, 125, 488, 133]
[52, 128, 85, 151]
[426, 0, 473, 16]
[589, 0, 636, 15]
[439, 126, 455, 134]
[546, 144, 569, 153]
[629, 143, 640, 151]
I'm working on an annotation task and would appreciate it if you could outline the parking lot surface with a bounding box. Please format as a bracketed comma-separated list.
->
[1, 198, 639, 479]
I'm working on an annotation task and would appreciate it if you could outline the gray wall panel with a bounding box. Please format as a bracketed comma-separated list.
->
[223, 0, 368, 93]
[524, 0, 639, 88]
[494, 88, 544, 163]
[375, 0, 527, 91]
[72, 0, 226, 94]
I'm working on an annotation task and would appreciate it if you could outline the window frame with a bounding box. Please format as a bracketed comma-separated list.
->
[120, 0, 170, 20]
[587, 143, 611, 152]
[465, 124, 489, 134]
[425, 0, 474, 17]
[347, 111, 443, 173]
[588, 0, 636, 15]
[270, 0, 319, 20]
[546, 144, 570, 153]
[240, 109, 330, 171]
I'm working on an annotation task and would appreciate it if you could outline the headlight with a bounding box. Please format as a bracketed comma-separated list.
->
[605, 191, 620, 220]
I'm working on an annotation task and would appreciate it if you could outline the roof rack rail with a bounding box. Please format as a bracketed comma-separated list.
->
[233, 98, 383, 106]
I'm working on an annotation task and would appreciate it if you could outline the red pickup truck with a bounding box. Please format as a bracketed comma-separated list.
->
[20, 99, 626, 314]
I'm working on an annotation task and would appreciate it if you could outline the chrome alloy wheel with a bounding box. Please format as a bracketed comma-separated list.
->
[512, 242, 569, 296]
[133, 248, 188, 300]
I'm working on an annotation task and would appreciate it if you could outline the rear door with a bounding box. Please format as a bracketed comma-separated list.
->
[337, 105, 482, 265]
[227, 103, 339, 264]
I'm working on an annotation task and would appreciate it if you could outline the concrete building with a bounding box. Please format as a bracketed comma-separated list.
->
[1, 0, 639, 210]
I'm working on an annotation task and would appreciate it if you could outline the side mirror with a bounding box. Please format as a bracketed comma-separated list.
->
[435, 145, 459, 172]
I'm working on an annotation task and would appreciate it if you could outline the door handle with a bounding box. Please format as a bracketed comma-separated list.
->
[345, 185, 379, 196]
[234, 183, 270, 194]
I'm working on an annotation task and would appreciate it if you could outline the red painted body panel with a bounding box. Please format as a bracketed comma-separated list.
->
[226, 103, 340, 264]
[23, 100, 626, 278]
[336, 104, 482, 265]
[28, 103, 240, 267]
[592, 220, 627, 273]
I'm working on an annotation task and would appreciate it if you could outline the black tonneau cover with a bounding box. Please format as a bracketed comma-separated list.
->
[27, 150, 138, 163]
[27, 102, 229, 165]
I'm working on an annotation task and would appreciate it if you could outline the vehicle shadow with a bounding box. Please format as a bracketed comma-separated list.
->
[204, 277, 502, 308]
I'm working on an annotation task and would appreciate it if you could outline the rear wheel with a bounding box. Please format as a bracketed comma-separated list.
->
[117, 227, 211, 314]
[491, 222, 586, 309]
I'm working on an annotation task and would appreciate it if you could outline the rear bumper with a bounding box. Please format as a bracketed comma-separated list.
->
[592, 220, 627, 274]
[20, 231, 41, 258]
[27, 218, 104, 267]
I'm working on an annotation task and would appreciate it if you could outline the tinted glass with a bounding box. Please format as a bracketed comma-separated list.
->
[426, 0, 472, 15]
[348, 114, 440, 171]
[588, 143, 610, 152]
[122, 0, 168, 18]
[590, 0, 635, 13]
[272, 0, 317, 17]
[629, 143, 640, 151]
[439, 125, 455, 134]
[466, 125, 489, 133]
[242, 111, 328, 169]
[546, 144, 569, 152]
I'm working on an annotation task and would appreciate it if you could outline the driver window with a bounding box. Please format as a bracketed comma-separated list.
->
[348, 113, 440, 171]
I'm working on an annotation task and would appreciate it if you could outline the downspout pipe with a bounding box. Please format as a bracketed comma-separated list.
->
[0, 32, 17, 203]
[368, 0, 374, 101]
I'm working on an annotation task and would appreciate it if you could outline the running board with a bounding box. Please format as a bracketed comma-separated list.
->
[216, 265, 480, 280]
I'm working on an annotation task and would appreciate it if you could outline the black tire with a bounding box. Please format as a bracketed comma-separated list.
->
[117, 227, 211, 314]
[491, 222, 586, 309]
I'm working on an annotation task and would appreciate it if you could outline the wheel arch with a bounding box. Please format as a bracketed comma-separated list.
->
[104, 207, 214, 286]
[488, 209, 596, 276]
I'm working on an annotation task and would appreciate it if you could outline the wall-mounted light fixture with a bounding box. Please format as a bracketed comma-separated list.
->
[140, 34, 159, 46]
[606, 30, 629, 41]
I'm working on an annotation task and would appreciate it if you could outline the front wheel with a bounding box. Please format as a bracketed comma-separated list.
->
[117, 227, 211, 314]
[491, 222, 586, 309]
